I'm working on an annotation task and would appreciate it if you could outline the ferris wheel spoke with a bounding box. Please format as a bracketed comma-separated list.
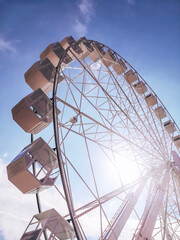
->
[79, 114, 101, 199]
[56, 99, 163, 165]
[59, 74, 166, 163]
[71, 166, 166, 220]
[60, 148, 98, 201]
[161, 176, 170, 240]
[130, 88, 169, 158]
[59, 114, 103, 201]
[144, 100, 170, 158]
[87, 51, 166, 158]
[63, 75, 112, 134]
[60, 72, 165, 164]
[75, 58, 166, 159]
[112, 79, 168, 159]
[172, 175, 180, 215]
[105, 65, 168, 157]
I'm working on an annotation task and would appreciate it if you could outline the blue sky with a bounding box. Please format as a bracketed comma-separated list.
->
[0, 0, 180, 239]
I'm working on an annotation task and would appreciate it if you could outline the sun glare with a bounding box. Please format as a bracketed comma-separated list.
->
[102, 151, 141, 187]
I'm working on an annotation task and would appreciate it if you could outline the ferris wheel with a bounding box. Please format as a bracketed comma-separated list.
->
[7, 36, 180, 240]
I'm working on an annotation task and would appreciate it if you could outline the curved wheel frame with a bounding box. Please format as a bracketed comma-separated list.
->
[51, 38, 180, 240]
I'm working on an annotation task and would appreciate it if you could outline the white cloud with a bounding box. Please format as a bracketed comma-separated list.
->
[0, 158, 34, 239]
[0, 36, 16, 53]
[73, 19, 87, 37]
[79, 209, 102, 238]
[2, 153, 8, 158]
[119, 218, 139, 239]
[73, 0, 95, 36]
[127, 0, 135, 5]
[78, 0, 94, 22]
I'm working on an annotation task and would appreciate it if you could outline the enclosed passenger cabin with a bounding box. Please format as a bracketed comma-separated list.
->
[112, 59, 127, 75]
[60, 36, 76, 50]
[12, 88, 60, 134]
[133, 81, 147, 95]
[60, 36, 85, 61]
[40, 42, 73, 68]
[163, 120, 176, 134]
[89, 42, 105, 62]
[145, 93, 157, 107]
[154, 106, 166, 120]
[6, 138, 58, 194]
[102, 49, 116, 68]
[24, 58, 63, 94]
[78, 37, 94, 59]
[124, 69, 138, 84]
[173, 135, 180, 149]
[21, 209, 75, 240]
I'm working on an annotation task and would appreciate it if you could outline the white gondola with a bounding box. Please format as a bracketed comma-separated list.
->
[154, 106, 166, 120]
[164, 120, 176, 134]
[145, 93, 157, 107]
[78, 37, 94, 59]
[60, 36, 76, 49]
[133, 81, 147, 95]
[6, 138, 58, 194]
[173, 135, 180, 149]
[12, 88, 60, 134]
[89, 42, 105, 62]
[124, 69, 138, 84]
[102, 49, 116, 67]
[20, 209, 75, 240]
[112, 59, 127, 75]
[24, 58, 63, 94]
[60, 36, 86, 60]
[40, 42, 73, 68]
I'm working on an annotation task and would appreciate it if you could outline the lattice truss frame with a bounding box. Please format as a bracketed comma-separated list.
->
[51, 39, 180, 239]
[8, 37, 180, 240]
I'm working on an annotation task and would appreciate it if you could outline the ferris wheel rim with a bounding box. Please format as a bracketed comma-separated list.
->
[51, 37, 180, 240]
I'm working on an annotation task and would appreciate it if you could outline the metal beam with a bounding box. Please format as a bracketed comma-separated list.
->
[135, 165, 171, 239]
[103, 180, 147, 240]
